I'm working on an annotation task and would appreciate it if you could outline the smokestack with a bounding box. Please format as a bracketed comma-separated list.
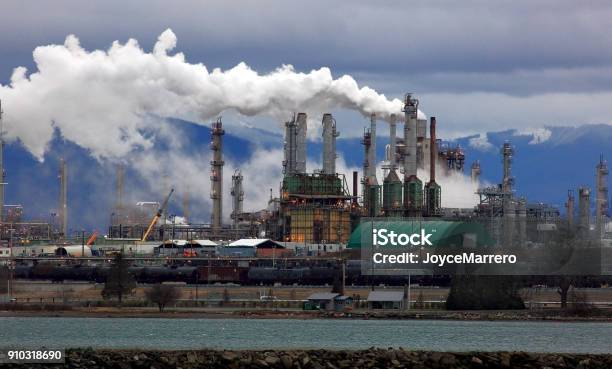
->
[596, 155, 609, 238]
[322, 113, 338, 175]
[369, 114, 377, 180]
[296, 112, 307, 173]
[578, 186, 591, 236]
[59, 158, 68, 238]
[210, 117, 225, 235]
[183, 186, 190, 224]
[283, 114, 297, 175]
[429, 117, 436, 183]
[471, 161, 481, 184]
[352, 171, 358, 205]
[231, 169, 244, 230]
[424, 117, 441, 217]
[0, 100, 4, 222]
[566, 190, 575, 229]
[403, 94, 423, 215]
[389, 114, 397, 171]
[115, 164, 125, 224]
[403, 95, 418, 180]
[502, 142, 514, 193]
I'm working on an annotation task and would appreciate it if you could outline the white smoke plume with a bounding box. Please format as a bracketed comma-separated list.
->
[0, 29, 420, 161]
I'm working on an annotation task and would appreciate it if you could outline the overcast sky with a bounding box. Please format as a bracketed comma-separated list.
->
[2, 0, 612, 140]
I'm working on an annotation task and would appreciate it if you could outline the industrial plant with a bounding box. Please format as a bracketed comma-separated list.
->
[0, 93, 610, 284]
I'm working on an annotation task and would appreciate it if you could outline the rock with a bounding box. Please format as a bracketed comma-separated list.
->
[265, 354, 280, 366]
[440, 354, 456, 365]
[255, 358, 270, 367]
[222, 351, 239, 361]
[301, 355, 311, 367]
[471, 356, 483, 365]
[500, 352, 511, 367]
[280, 355, 293, 369]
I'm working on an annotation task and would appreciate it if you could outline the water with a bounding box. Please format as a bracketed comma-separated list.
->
[0, 317, 611, 353]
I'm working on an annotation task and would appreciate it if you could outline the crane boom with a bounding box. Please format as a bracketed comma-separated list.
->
[141, 188, 175, 242]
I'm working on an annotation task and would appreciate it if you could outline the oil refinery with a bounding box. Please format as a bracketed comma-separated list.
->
[0, 93, 610, 284]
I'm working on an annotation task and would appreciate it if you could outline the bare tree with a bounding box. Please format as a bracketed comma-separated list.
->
[101, 253, 136, 304]
[145, 284, 181, 312]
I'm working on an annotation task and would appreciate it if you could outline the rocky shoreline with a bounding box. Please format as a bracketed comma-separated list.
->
[2, 307, 612, 322]
[2, 349, 611, 369]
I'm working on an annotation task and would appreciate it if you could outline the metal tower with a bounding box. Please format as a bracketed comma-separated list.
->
[403, 93, 423, 215]
[231, 169, 244, 229]
[321, 113, 338, 175]
[210, 117, 225, 235]
[59, 158, 68, 238]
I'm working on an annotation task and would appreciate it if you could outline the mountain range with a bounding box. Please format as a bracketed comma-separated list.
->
[3, 121, 610, 233]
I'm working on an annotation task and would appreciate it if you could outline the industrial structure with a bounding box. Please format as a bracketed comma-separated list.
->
[210, 118, 225, 236]
[58, 158, 68, 238]
[0, 93, 608, 259]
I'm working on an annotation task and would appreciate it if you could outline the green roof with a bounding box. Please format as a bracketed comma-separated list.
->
[347, 219, 494, 248]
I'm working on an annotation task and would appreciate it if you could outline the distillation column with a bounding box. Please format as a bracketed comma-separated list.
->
[321, 113, 338, 175]
[296, 113, 307, 174]
[210, 118, 225, 235]
[231, 169, 244, 230]
[578, 186, 591, 237]
[382, 114, 402, 216]
[403, 94, 423, 216]
[566, 190, 575, 229]
[0, 100, 4, 222]
[59, 158, 68, 238]
[424, 117, 441, 216]
[283, 115, 298, 175]
[596, 156, 609, 238]
[471, 161, 481, 184]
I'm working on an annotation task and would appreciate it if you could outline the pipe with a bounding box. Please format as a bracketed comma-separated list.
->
[389, 114, 397, 171]
[352, 171, 358, 204]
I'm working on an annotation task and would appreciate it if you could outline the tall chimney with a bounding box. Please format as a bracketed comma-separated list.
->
[369, 113, 377, 180]
[182, 186, 190, 224]
[210, 117, 225, 235]
[424, 117, 441, 216]
[352, 171, 358, 205]
[283, 114, 297, 175]
[566, 190, 575, 229]
[296, 113, 307, 173]
[114, 164, 125, 225]
[502, 142, 514, 193]
[578, 186, 591, 236]
[429, 117, 436, 183]
[0, 100, 4, 222]
[322, 113, 338, 175]
[231, 169, 244, 230]
[389, 114, 397, 171]
[59, 158, 68, 238]
[471, 161, 481, 183]
[403, 94, 423, 215]
[595, 155, 609, 238]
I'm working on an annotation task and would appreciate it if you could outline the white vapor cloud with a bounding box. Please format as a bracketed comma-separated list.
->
[468, 133, 494, 151]
[0, 29, 419, 161]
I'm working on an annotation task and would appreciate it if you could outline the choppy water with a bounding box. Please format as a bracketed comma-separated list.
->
[0, 317, 611, 353]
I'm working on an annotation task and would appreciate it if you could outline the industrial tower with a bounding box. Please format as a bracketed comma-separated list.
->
[321, 113, 339, 175]
[210, 117, 225, 236]
[231, 169, 244, 230]
[58, 158, 68, 238]
[403, 94, 423, 216]
[0, 100, 4, 222]
[595, 155, 609, 238]
[424, 117, 441, 216]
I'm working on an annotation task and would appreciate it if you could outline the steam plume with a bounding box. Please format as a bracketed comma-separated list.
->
[0, 29, 420, 161]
